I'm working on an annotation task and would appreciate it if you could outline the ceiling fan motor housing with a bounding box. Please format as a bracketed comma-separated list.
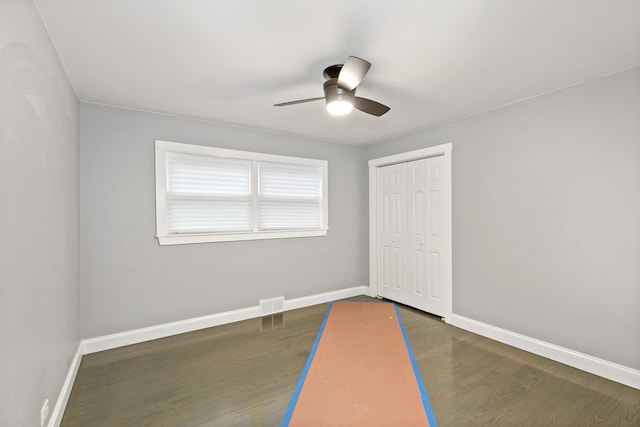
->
[323, 78, 355, 105]
[322, 64, 343, 80]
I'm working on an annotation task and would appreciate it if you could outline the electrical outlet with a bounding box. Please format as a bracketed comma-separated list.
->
[40, 399, 49, 427]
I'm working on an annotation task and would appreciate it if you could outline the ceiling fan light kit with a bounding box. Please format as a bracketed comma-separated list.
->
[324, 79, 355, 116]
[326, 99, 353, 116]
[274, 56, 390, 117]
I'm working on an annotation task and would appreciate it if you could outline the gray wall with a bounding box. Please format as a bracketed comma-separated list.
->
[0, 0, 80, 425]
[367, 67, 640, 370]
[80, 103, 367, 338]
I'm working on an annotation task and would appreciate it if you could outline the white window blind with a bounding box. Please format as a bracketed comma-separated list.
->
[166, 152, 251, 233]
[258, 162, 323, 230]
[155, 140, 328, 245]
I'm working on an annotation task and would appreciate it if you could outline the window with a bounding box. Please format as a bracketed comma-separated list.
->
[155, 140, 328, 245]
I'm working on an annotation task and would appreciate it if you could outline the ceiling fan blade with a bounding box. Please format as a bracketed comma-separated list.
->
[338, 56, 371, 91]
[353, 97, 390, 117]
[274, 97, 324, 107]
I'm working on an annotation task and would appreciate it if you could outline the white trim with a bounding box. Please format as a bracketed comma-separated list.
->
[48, 344, 83, 427]
[82, 286, 369, 354]
[155, 140, 326, 166]
[368, 143, 453, 323]
[83, 306, 261, 354]
[283, 286, 369, 311]
[157, 229, 327, 245]
[451, 314, 640, 390]
[368, 145, 452, 168]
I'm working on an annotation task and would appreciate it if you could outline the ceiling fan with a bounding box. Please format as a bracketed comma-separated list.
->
[274, 56, 390, 117]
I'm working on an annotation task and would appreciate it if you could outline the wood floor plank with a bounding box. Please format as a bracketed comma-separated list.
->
[61, 297, 640, 426]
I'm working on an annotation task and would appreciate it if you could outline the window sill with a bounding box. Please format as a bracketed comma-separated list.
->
[156, 229, 328, 245]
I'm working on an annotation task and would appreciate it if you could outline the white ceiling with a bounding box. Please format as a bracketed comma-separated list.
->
[35, 0, 640, 145]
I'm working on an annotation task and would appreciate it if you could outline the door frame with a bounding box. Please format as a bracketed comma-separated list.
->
[368, 143, 453, 323]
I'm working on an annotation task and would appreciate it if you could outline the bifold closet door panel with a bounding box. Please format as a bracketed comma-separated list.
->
[377, 163, 406, 303]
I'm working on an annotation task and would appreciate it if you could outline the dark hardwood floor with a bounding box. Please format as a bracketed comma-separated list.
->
[62, 297, 640, 426]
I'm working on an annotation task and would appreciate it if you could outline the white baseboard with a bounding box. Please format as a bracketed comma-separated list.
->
[83, 286, 369, 355]
[451, 314, 640, 390]
[49, 343, 83, 427]
[82, 305, 262, 354]
[284, 286, 369, 311]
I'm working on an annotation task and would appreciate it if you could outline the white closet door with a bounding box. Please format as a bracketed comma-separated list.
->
[377, 156, 446, 317]
[377, 163, 405, 303]
[406, 159, 428, 311]
[422, 156, 445, 316]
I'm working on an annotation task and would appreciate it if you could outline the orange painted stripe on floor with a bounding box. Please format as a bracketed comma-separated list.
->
[282, 301, 436, 427]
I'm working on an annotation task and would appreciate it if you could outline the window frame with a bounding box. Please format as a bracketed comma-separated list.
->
[155, 140, 328, 245]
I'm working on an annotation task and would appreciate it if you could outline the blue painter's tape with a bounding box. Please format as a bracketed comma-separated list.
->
[395, 304, 439, 427]
[281, 302, 334, 426]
